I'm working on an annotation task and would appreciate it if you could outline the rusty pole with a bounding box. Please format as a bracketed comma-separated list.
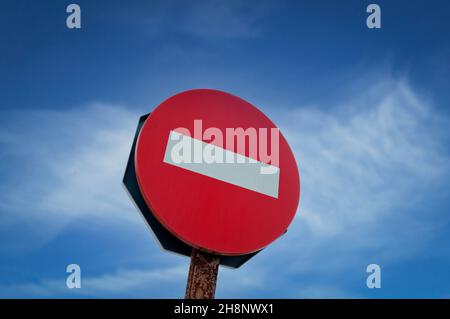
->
[184, 248, 220, 299]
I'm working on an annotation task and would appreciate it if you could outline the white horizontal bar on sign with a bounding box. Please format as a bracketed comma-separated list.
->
[163, 130, 279, 198]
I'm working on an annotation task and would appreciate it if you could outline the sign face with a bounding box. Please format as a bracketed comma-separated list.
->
[135, 89, 300, 256]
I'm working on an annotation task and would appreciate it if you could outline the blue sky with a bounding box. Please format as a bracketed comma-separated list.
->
[0, 0, 450, 298]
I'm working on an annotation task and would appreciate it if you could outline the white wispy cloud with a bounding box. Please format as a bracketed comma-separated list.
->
[1, 103, 136, 219]
[0, 264, 187, 298]
[0, 103, 142, 251]
[289, 79, 448, 238]
[253, 78, 450, 287]
[0, 261, 266, 298]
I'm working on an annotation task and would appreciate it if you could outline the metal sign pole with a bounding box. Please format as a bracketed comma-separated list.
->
[185, 248, 220, 299]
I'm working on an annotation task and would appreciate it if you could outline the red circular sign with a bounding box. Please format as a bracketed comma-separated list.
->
[135, 89, 300, 255]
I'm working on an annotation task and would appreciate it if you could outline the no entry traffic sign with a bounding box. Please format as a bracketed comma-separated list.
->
[134, 89, 300, 256]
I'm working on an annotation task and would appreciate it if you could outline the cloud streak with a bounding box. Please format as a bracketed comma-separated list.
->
[0, 264, 187, 298]
[249, 78, 450, 295]
[0, 103, 141, 252]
